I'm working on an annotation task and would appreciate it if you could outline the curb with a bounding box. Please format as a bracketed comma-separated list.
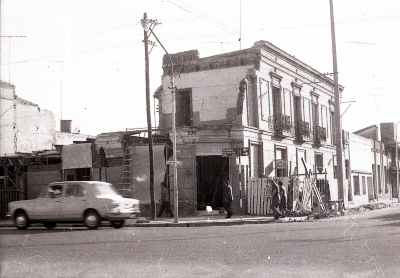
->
[0, 216, 310, 228]
[1, 202, 397, 229]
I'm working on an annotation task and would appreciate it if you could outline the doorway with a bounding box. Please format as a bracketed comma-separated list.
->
[196, 156, 229, 210]
[64, 168, 91, 181]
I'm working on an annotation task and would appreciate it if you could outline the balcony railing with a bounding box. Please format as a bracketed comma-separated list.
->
[314, 126, 327, 146]
[390, 162, 399, 172]
[268, 114, 294, 137]
[297, 121, 311, 142]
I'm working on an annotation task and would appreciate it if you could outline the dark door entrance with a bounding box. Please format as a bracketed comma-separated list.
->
[196, 156, 229, 210]
[64, 168, 91, 181]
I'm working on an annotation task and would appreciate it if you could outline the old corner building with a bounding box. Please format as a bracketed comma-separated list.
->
[154, 40, 343, 216]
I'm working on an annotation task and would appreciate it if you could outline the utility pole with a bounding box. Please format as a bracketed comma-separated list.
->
[329, 0, 345, 206]
[141, 15, 179, 223]
[143, 12, 156, 219]
[1, 35, 26, 82]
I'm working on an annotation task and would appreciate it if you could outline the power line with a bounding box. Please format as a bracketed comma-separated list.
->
[1, 35, 26, 82]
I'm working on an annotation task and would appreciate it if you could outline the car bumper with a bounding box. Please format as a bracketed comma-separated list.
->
[106, 210, 139, 220]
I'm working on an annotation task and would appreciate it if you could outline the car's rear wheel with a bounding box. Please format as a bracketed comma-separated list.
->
[84, 210, 101, 229]
[43, 222, 56, 229]
[14, 211, 29, 229]
[111, 219, 125, 229]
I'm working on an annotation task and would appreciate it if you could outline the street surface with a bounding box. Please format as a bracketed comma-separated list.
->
[1, 207, 400, 277]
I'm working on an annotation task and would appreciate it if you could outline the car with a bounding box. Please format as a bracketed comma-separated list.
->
[6, 181, 140, 230]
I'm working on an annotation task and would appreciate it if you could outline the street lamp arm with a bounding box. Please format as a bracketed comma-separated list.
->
[147, 28, 173, 75]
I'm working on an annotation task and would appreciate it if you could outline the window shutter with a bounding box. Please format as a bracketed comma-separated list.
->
[303, 97, 310, 123]
[284, 89, 292, 119]
[281, 88, 286, 116]
[261, 80, 269, 121]
[321, 105, 327, 128]
[269, 82, 274, 119]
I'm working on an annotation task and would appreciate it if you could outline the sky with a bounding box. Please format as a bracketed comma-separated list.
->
[1, 0, 400, 136]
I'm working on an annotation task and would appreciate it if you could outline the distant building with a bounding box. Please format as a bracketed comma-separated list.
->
[348, 123, 395, 206]
[0, 81, 55, 156]
[380, 122, 400, 198]
[0, 81, 94, 218]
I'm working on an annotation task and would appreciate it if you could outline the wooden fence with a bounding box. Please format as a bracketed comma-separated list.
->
[247, 177, 272, 215]
[0, 186, 22, 219]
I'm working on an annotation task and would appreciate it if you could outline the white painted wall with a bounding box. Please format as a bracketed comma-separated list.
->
[15, 101, 55, 153]
[162, 66, 252, 124]
[0, 83, 15, 156]
[349, 133, 374, 173]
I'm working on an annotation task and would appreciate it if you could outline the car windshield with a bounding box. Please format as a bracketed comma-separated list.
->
[93, 183, 120, 196]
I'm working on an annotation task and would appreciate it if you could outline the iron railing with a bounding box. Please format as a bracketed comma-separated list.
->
[268, 114, 294, 137]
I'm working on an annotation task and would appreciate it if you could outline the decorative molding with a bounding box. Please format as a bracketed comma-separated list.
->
[328, 99, 335, 112]
[291, 81, 302, 97]
[269, 71, 282, 88]
[310, 91, 319, 104]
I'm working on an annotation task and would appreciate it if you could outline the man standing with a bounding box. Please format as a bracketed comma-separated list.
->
[279, 181, 287, 218]
[270, 178, 281, 220]
[223, 177, 233, 218]
[157, 182, 174, 218]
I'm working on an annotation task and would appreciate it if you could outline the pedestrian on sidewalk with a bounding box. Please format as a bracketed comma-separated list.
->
[270, 178, 281, 220]
[279, 181, 287, 218]
[157, 182, 174, 218]
[223, 177, 234, 218]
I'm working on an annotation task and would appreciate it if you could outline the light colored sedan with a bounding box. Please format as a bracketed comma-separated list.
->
[7, 181, 140, 229]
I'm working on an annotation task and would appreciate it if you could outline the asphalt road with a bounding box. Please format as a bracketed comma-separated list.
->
[1, 207, 400, 278]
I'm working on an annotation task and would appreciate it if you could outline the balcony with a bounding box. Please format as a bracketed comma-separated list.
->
[297, 121, 312, 142]
[268, 114, 294, 137]
[390, 162, 399, 173]
[314, 126, 327, 146]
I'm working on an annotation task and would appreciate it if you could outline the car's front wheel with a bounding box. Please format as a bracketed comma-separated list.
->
[14, 211, 29, 229]
[84, 210, 101, 229]
[43, 222, 56, 229]
[110, 219, 125, 229]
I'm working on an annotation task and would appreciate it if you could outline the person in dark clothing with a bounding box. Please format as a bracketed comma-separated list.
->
[157, 182, 174, 218]
[223, 178, 234, 218]
[279, 181, 288, 218]
[270, 178, 281, 220]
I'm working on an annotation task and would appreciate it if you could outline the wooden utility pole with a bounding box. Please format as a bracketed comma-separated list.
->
[143, 12, 156, 219]
[329, 0, 345, 205]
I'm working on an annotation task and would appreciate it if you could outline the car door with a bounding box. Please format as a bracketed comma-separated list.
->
[61, 183, 88, 220]
[33, 183, 64, 220]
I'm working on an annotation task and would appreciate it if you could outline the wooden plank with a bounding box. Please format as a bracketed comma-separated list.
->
[261, 179, 266, 215]
[252, 178, 256, 215]
[247, 178, 252, 214]
[249, 178, 253, 214]
[257, 178, 261, 215]
[256, 178, 260, 215]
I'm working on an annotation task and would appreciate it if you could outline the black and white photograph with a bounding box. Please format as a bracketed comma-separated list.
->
[1, 0, 400, 277]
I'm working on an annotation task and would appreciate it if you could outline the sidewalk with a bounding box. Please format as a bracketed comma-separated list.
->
[1, 199, 398, 229]
[0, 213, 306, 229]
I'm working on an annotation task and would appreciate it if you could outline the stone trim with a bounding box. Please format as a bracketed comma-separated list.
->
[291, 81, 302, 96]
[269, 72, 282, 88]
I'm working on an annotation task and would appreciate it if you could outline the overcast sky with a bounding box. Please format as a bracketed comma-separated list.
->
[1, 0, 399, 136]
